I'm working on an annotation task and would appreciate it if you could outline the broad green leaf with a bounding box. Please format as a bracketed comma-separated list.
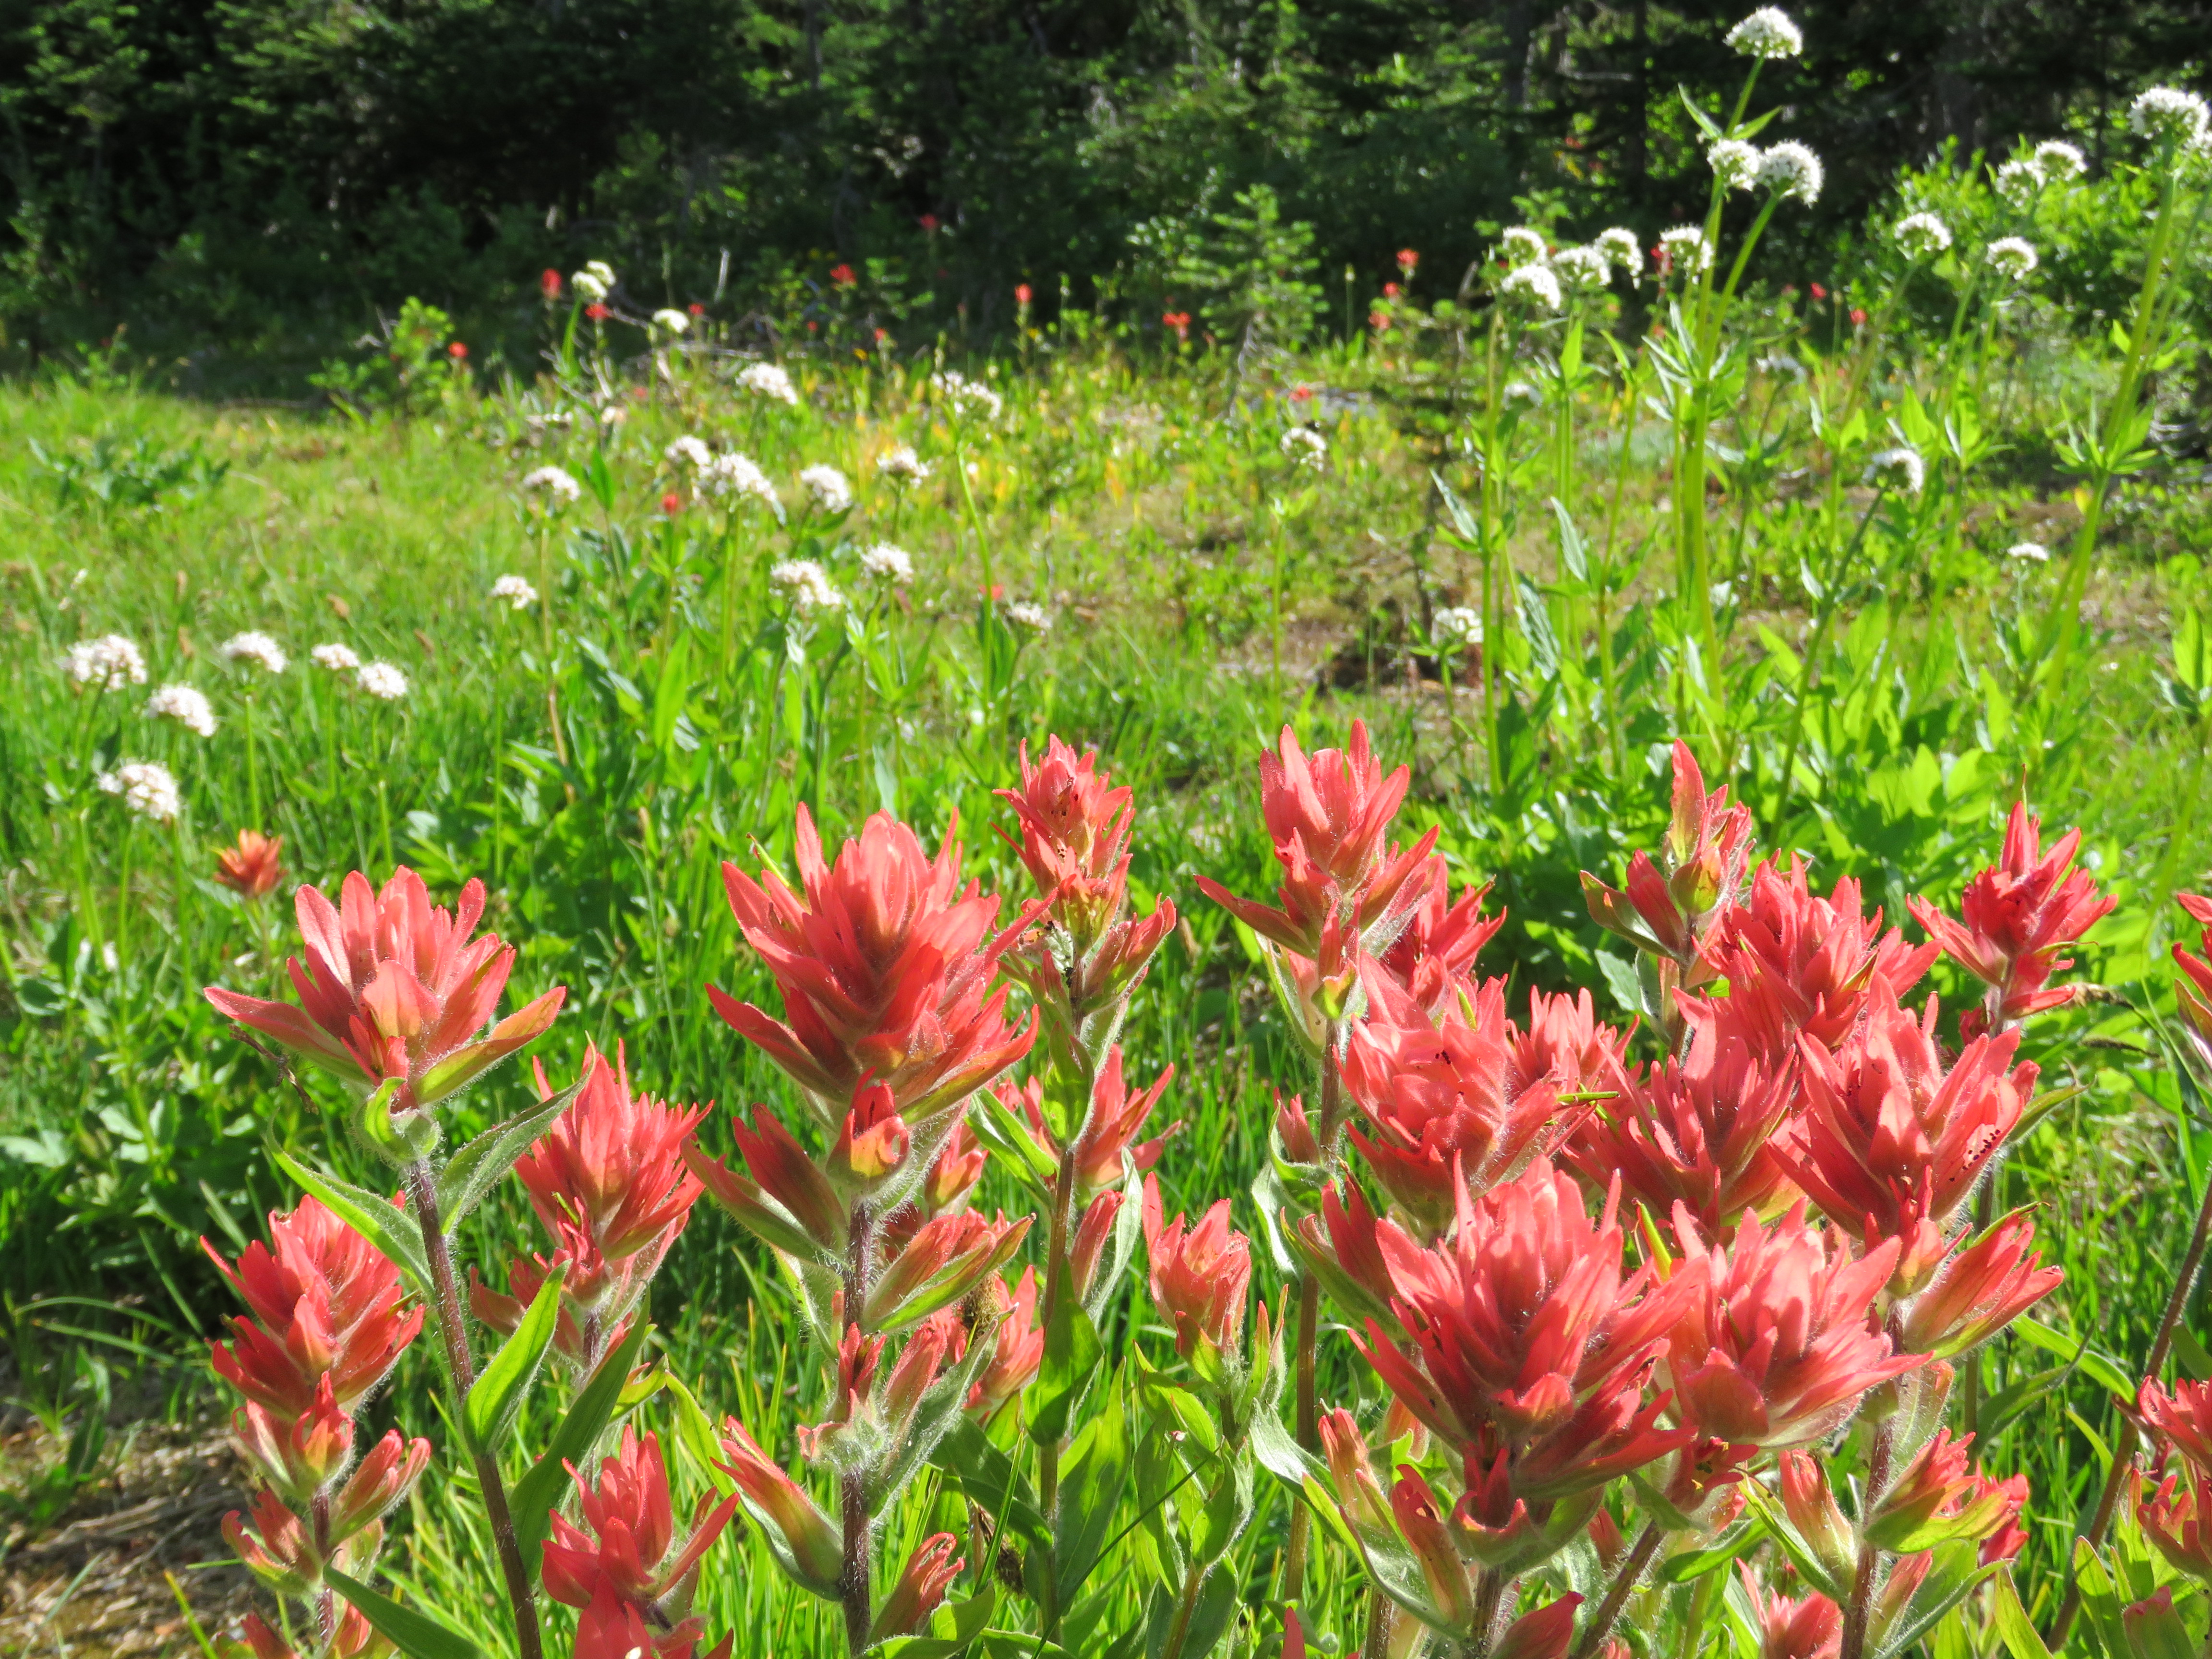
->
[324, 1569, 486, 1659]
[930, 1419, 1048, 1545]
[436, 1077, 581, 1232]
[1056, 1376, 1130, 1608]
[463, 1262, 565, 1454]
[1989, 1570, 2052, 1659]
[270, 1146, 431, 1299]
[512, 1318, 650, 1565]
[872, 1304, 1002, 1511]
[1082, 1151, 1147, 1324]
[1871, 1540, 1997, 1659]
[1659, 1516, 1763, 1582]
[2015, 1317, 2134, 1400]
[1028, 1296, 1104, 1446]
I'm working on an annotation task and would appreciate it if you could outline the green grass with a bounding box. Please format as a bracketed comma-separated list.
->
[0, 293, 2209, 1656]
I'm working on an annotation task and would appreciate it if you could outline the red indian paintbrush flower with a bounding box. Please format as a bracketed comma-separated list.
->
[216, 829, 285, 898]
[518, 1045, 704, 1270]
[2135, 1377, 2212, 1478]
[1738, 1563, 1842, 1659]
[714, 806, 1038, 1124]
[958, 1267, 1045, 1420]
[542, 1426, 738, 1619]
[204, 1196, 424, 1414]
[1341, 976, 1578, 1239]
[996, 736, 1136, 945]
[1777, 1451, 1859, 1584]
[1371, 859, 1504, 1015]
[1786, 981, 2037, 1292]
[717, 1418, 842, 1595]
[2139, 1467, 2212, 1582]
[1001, 1048, 1180, 1200]
[2172, 893, 2212, 1053]
[1354, 1159, 1697, 1536]
[1511, 987, 1629, 1099]
[204, 867, 565, 1115]
[574, 1587, 729, 1659]
[873, 1534, 964, 1640]
[1196, 720, 1436, 957]
[1141, 1174, 1253, 1358]
[1663, 1202, 1917, 1448]
[1705, 859, 1938, 1059]
[1898, 1211, 2061, 1357]
[1582, 741, 1754, 971]
[1908, 802, 2115, 1033]
[1862, 1429, 2025, 1551]
[231, 1377, 353, 1499]
[214, 1607, 389, 1659]
[1569, 996, 1801, 1233]
[866, 1206, 1032, 1328]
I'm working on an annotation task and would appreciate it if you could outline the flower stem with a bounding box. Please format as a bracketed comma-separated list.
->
[401, 1161, 542, 1659]
[1467, 1566, 1508, 1659]
[1571, 1523, 1663, 1659]
[1034, 1145, 1078, 1643]
[1160, 1557, 1207, 1659]
[840, 1200, 878, 1655]
[1838, 1415, 1898, 1659]
[1286, 1021, 1348, 1608]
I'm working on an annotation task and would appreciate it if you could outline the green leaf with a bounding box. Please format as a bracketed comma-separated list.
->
[930, 1418, 1048, 1545]
[1056, 1376, 1130, 1609]
[324, 1569, 486, 1659]
[872, 1304, 1003, 1511]
[1872, 1540, 1998, 1659]
[1659, 1516, 1764, 1582]
[971, 1088, 1059, 1191]
[1679, 86, 1723, 141]
[270, 1147, 430, 1299]
[1549, 496, 1590, 586]
[1082, 1151, 1147, 1323]
[2014, 1317, 2135, 1400]
[511, 1317, 650, 1566]
[1027, 1296, 1104, 1446]
[435, 1078, 581, 1232]
[2176, 606, 2209, 696]
[1989, 1570, 2052, 1659]
[463, 1262, 565, 1454]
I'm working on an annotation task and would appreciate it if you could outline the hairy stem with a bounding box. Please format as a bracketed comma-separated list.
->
[1160, 1558, 1207, 1659]
[1362, 1593, 1397, 1659]
[402, 1161, 541, 1659]
[1467, 1566, 1508, 1659]
[840, 1200, 878, 1655]
[1572, 1523, 1663, 1659]
[1839, 1415, 1898, 1659]
[1035, 1146, 1078, 1642]
[1286, 1020, 1348, 1607]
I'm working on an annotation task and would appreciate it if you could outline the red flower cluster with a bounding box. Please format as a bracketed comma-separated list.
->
[216, 829, 285, 899]
[1142, 1174, 1253, 1359]
[543, 1427, 736, 1659]
[2171, 891, 2212, 1054]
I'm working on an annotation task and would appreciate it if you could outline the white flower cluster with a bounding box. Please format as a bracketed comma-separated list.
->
[1755, 353, 1808, 382]
[700, 451, 780, 510]
[1757, 141, 1824, 204]
[2007, 541, 2051, 564]
[860, 542, 915, 584]
[2130, 87, 2211, 152]
[1993, 160, 2042, 209]
[523, 466, 583, 507]
[97, 760, 181, 824]
[800, 464, 853, 514]
[572, 261, 616, 304]
[2034, 140, 2087, 181]
[1280, 428, 1328, 470]
[1709, 139, 1762, 193]
[736, 361, 799, 406]
[1004, 601, 1051, 634]
[1659, 226, 1715, 276]
[1595, 227, 1643, 273]
[933, 371, 1004, 422]
[62, 634, 147, 691]
[358, 661, 410, 702]
[770, 559, 845, 614]
[877, 444, 930, 482]
[665, 435, 713, 469]
[312, 642, 361, 673]
[1498, 227, 1550, 269]
[652, 309, 690, 337]
[1433, 605, 1482, 646]
[1502, 381, 1543, 413]
[147, 684, 217, 737]
[490, 575, 540, 610]
[1551, 244, 1611, 292]
[1724, 6, 1803, 58]
[1985, 237, 2040, 281]
[1892, 212, 1952, 260]
[1499, 263, 1563, 311]
[1864, 446, 1926, 496]
[221, 631, 288, 674]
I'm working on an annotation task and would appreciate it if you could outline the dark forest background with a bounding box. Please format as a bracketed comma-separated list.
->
[1, 0, 2206, 385]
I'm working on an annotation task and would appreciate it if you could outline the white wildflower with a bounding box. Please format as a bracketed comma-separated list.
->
[1502, 381, 1543, 413]
[522, 466, 582, 507]
[1725, 6, 1803, 58]
[860, 542, 915, 584]
[357, 661, 410, 702]
[220, 631, 288, 675]
[1004, 601, 1051, 634]
[664, 435, 712, 469]
[1433, 605, 1482, 646]
[1499, 263, 1563, 311]
[146, 684, 217, 738]
[932, 371, 1004, 422]
[1757, 142, 1825, 204]
[1596, 227, 1643, 273]
[489, 575, 539, 611]
[2033, 140, 2086, 182]
[598, 404, 627, 428]
[1993, 159, 2043, 208]
[1659, 226, 1715, 276]
[1551, 244, 1611, 291]
[1864, 446, 1925, 496]
[769, 559, 845, 615]
[311, 642, 361, 673]
[96, 760, 181, 824]
[800, 464, 854, 514]
[2130, 88, 2211, 151]
[1708, 139, 1762, 193]
[1755, 353, 1808, 381]
[1985, 237, 2040, 281]
[651, 309, 690, 337]
[1280, 428, 1328, 470]
[1893, 212, 1953, 260]
[700, 451, 780, 510]
[61, 634, 147, 691]
[735, 361, 800, 406]
[572, 261, 615, 303]
[1498, 226, 1550, 269]
[2006, 541, 2051, 563]
[877, 444, 931, 482]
